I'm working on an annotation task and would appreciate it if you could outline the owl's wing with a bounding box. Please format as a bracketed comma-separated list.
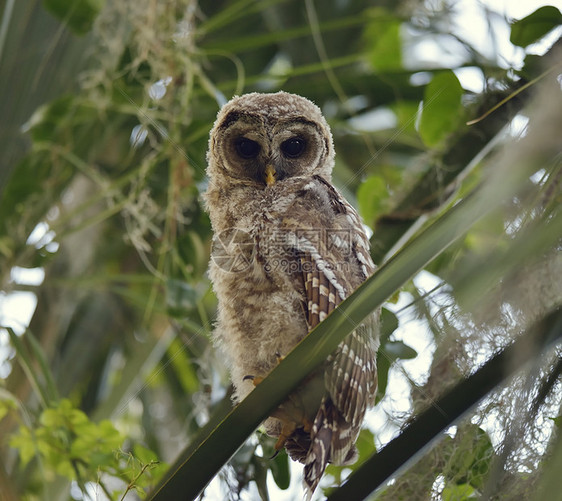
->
[299, 253, 377, 426]
[283, 176, 379, 496]
[292, 176, 378, 423]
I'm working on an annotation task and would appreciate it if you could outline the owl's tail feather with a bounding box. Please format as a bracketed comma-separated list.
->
[303, 397, 357, 500]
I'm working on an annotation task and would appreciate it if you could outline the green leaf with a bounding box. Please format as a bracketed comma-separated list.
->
[375, 337, 417, 401]
[383, 341, 417, 360]
[254, 457, 270, 501]
[257, 432, 290, 490]
[357, 175, 388, 226]
[12, 399, 125, 481]
[167, 338, 200, 394]
[0, 392, 17, 421]
[9, 427, 36, 466]
[270, 450, 290, 490]
[418, 71, 464, 147]
[510, 6, 562, 48]
[380, 307, 399, 342]
[128, 445, 169, 489]
[39, 407, 64, 428]
[43, 0, 105, 35]
[392, 101, 420, 133]
[134, 443, 160, 465]
[376, 350, 391, 401]
[364, 9, 403, 71]
[442, 482, 476, 500]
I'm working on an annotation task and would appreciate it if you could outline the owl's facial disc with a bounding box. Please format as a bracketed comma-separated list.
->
[217, 111, 326, 186]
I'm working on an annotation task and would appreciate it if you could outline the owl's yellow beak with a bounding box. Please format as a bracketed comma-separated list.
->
[264, 164, 276, 186]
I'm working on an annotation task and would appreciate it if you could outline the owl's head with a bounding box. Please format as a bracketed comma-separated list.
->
[207, 92, 335, 187]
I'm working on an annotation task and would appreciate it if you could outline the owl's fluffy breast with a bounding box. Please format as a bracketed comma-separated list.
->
[206, 178, 313, 401]
[206, 176, 370, 403]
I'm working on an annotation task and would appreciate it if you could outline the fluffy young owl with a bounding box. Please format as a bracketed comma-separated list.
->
[204, 91, 379, 497]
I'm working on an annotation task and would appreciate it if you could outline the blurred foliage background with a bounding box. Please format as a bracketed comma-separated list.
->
[0, 0, 561, 500]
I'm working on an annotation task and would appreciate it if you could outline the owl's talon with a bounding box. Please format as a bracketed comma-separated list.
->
[303, 417, 313, 434]
[243, 374, 264, 386]
[275, 435, 288, 451]
[275, 421, 297, 451]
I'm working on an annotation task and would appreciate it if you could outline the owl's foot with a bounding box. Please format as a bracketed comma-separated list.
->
[275, 421, 297, 451]
[243, 353, 285, 387]
[302, 416, 313, 434]
[243, 374, 264, 386]
[274, 416, 314, 451]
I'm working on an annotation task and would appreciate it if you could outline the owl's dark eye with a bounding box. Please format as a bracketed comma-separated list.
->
[235, 138, 261, 159]
[281, 137, 306, 158]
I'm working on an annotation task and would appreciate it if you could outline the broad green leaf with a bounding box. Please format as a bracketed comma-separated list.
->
[54, 459, 75, 478]
[418, 71, 464, 147]
[383, 341, 417, 360]
[375, 350, 391, 401]
[134, 443, 160, 464]
[257, 433, 291, 490]
[519, 53, 543, 81]
[375, 336, 417, 401]
[392, 101, 420, 133]
[167, 338, 200, 394]
[357, 175, 388, 226]
[129, 445, 169, 488]
[380, 307, 398, 342]
[254, 458, 270, 501]
[442, 482, 476, 500]
[39, 407, 64, 428]
[510, 6, 562, 48]
[43, 0, 105, 35]
[9, 427, 36, 466]
[270, 450, 290, 490]
[364, 9, 403, 71]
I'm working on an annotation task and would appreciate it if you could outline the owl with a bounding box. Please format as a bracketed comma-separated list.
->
[204, 91, 379, 498]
